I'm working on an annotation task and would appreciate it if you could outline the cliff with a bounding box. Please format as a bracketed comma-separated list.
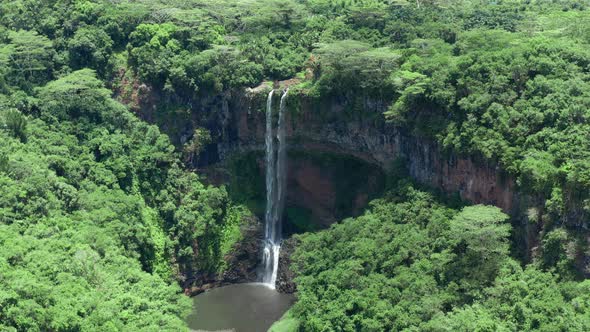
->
[126, 81, 588, 285]
[205, 86, 520, 215]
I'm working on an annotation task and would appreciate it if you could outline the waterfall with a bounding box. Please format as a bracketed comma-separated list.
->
[264, 89, 276, 253]
[262, 89, 276, 287]
[261, 88, 288, 289]
[275, 88, 288, 240]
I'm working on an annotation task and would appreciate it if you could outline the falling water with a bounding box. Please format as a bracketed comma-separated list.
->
[275, 88, 289, 241]
[264, 89, 275, 245]
[262, 89, 276, 287]
[261, 88, 288, 289]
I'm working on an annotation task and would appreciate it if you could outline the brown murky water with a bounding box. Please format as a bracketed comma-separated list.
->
[186, 283, 294, 332]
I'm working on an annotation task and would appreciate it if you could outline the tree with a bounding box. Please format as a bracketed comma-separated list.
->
[385, 70, 431, 123]
[0, 30, 55, 90]
[2, 108, 27, 142]
[68, 27, 114, 76]
[429, 262, 590, 331]
[540, 228, 577, 278]
[36, 69, 128, 129]
[0, 154, 8, 173]
[448, 205, 511, 293]
[183, 127, 211, 166]
[127, 23, 182, 85]
[312, 40, 400, 97]
[519, 150, 558, 194]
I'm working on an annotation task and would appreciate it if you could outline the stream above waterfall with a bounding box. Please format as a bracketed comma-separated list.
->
[186, 283, 294, 332]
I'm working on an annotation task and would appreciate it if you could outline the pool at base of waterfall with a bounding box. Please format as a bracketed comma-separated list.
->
[186, 283, 294, 332]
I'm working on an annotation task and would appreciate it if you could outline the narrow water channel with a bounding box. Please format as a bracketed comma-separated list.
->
[186, 283, 294, 332]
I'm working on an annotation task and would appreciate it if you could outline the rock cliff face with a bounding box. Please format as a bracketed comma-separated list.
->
[200, 87, 519, 216]
[134, 84, 520, 216]
[283, 153, 384, 229]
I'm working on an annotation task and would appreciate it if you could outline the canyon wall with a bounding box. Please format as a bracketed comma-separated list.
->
[200, 87, 520, 216]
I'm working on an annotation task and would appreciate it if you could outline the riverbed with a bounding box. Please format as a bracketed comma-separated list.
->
[186, 283, 294, 332]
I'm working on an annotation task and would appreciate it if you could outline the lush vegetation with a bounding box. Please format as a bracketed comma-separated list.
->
[281, 182, 590, 331]
[0, 67, 251, 330]
[0, 11, 252, 329]
[2, 0, 590, 330]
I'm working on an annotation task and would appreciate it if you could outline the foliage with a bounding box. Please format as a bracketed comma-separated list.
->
[447, 205, 511, 298]
[226, 152, 266, 215]
[2, 108, 27, 142]
[426, 262, 590, 331]
[36, 69, 123, 128]
[0, 222, 191, 332]
[311, 41, 401, 97]
[287, 185, 588, 330]
[183, 127, 211, 165]
[0, 30, 55, 91]
[268, 309, 300, 332]
[0, 63, 244, 330]
[68, 27, 114, 76]
[289, 184, 509, 330]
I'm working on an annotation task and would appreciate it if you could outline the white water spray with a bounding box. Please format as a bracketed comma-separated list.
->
[261, 88, 288, 289]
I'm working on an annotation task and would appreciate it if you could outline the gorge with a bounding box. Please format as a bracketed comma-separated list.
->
[129, 75, 589, 330]
[2, 1, 590, 331]
[125, 75, 590, 296]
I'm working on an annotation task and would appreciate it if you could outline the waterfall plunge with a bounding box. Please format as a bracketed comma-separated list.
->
[261, 88, 288, 289]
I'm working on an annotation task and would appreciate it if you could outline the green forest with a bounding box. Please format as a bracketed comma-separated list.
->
[1, 0, 589, 331]
[280, 181, 590, 330]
